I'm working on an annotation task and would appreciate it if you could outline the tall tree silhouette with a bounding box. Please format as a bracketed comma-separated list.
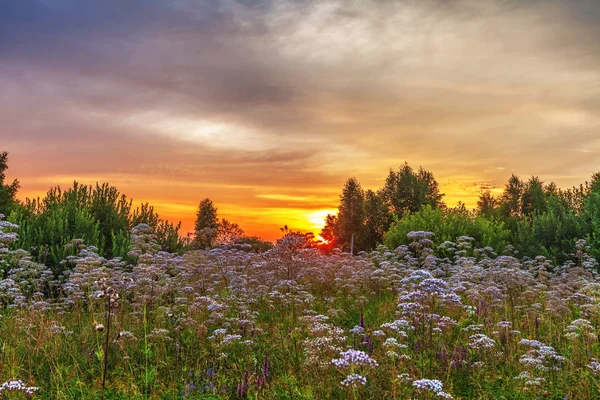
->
[194, 198, 219, 249]
[337, 177, 365, 254]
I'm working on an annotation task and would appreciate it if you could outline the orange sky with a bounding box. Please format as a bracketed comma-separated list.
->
[2, 0, 600, 241]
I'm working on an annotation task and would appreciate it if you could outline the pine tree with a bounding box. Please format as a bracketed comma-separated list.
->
[194, 198, 219, 249]
[500, 174, 525, 218]
[337, 177, 365, 254]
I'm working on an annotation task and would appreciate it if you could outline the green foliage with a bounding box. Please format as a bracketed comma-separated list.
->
[500, 174, 525, 218]
[521, 176, 547, 217]
[325, 163, 444, 253]
[8, 181, 184, 271]
[0, 151, 20, 216]
[362, 190, 390, 251]
[336, 178, 365, 253]
[477, 191, 498, 219]
[381, 162, 444, 218]
[132, 203, 185, 253]
[10, 193, 102, 272]
[582, 191, 600, 260]
[384, 205, 510, 252]
[514, 195, 586, 263]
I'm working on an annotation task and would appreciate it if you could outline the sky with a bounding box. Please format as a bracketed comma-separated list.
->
[2, 0, 600, 241]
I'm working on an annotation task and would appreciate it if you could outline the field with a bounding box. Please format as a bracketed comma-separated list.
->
[1, 224, 600, 399]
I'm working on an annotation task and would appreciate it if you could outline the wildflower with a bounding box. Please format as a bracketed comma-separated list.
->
[413, 379, 443, 393]
[587, 359, 600, 375]
[412, 379, 453, 398]
[349, 325, 365, 335]
[468, 334, 496, 349]
[340, 373, 367, 388]
[496, 320, 513, 329]
[0, 380, 39, 395]
[331, 349, 378, 369]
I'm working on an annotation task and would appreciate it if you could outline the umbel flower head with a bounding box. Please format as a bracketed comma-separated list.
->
[412, 379, 453, 398]
[331, 349, 378, 369]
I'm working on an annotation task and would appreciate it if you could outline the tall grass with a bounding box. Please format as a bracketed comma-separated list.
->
[1, 222, 600, 398]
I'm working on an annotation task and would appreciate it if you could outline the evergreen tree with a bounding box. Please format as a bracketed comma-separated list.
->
[194, 198, 219, 249]
[337, 177, 365, 254]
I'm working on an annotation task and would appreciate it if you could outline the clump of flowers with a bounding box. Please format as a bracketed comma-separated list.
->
[412, 379, 453, 398]
[0, 380, 39, 395]
[468, 334, 496, 350]
[519, 339, 565, 371]
[331, 349, 379, 369]
[587, 359, 600, 375]
[340, 373, 367, 388]
[331, 349, 378, 388]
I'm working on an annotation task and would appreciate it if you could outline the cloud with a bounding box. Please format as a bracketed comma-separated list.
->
[1, 0, 600, 238]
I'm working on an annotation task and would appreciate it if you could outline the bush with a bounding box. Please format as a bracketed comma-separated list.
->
[383, 205, 510, 253]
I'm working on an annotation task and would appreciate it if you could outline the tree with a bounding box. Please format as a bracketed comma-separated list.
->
[337, 177, 365, 254]
[319, 213, 339, 250]
[362, 190, 390, 250]
[216, 218, 245, 245]
[194, 198, 219, 249]
[588, 172, 600, 194]
[381, 163, 444, 218]
[0, 151, 20, 216]
[477, 191, 498, 218]
[499, 174, 525, 218]
[131, 203, 184, 253]
[521, 176, 547, 217]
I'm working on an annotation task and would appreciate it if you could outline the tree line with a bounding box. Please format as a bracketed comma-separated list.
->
[321, 163, 600, 263]
[0, 151, 271, 274]
[320, 163, 443, 252]
[4, 149, 600, 269]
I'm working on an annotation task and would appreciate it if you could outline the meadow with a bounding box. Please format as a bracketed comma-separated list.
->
[1, 220, 600, 399]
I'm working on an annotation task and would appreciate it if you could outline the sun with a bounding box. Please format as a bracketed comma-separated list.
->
[306, 209, 337, 232]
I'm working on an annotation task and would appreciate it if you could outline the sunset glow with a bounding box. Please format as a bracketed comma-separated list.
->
[2, 0, 600, 241]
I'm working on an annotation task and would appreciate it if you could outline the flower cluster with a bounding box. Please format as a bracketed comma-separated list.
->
[331, 349, 379, 369]
[0, 380, 39, 395]
[412, 379, 453, 398]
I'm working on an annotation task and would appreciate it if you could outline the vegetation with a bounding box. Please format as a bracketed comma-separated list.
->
[7, 182, 185, 273]
[324, 163, 443, 253]
[0, 151, 20, 216]
[2, 220, 600, 398]
[3, 152, 600, 398]
[324, 163, 600, 265]
[384, 205, 510, 254]
[193, 198, 246, 250]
